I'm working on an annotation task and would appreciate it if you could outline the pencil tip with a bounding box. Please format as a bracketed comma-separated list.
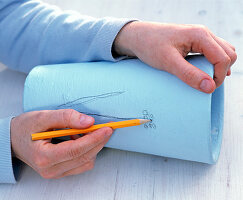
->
[139, 119, 151, 124]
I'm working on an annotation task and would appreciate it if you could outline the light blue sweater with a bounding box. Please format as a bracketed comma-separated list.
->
[0, 0, 134, 183]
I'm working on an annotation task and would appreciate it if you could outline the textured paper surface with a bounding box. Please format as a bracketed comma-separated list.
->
[23, 55, 224, 164]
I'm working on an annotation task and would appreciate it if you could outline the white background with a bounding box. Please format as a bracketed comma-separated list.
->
[0, 0, 243, 199]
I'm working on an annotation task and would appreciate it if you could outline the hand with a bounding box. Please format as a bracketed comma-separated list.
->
[114, 22, 237, 93]
[10, 109, 113, 179]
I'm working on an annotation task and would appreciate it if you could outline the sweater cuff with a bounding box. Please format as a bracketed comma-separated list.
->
[93, 18, 137, 61]
[0, 117, 18, 183]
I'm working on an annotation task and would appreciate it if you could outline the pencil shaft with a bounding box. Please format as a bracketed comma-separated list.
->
[32, 119, 142, 140]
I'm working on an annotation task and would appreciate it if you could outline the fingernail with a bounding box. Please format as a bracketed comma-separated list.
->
[80, 115, 93, 125]
[105, 127, 113, 137]
[200, 79, 213, 93]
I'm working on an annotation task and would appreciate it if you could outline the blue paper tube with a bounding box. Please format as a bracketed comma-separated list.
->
[23, 55, 224, 164]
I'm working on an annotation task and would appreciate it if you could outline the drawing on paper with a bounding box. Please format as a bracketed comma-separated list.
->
[57, 91, 156, 129]
[142, 110, 156, 129]
[57, 91, 125, 108]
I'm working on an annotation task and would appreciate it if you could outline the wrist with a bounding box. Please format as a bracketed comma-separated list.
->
[113, 21, 140, 57]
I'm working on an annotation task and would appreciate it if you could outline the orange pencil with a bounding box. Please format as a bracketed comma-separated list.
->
[31, 119, 150, 141]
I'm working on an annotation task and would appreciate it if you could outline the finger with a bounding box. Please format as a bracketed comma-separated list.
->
[190, 29, 231, 87]
[209, 33, 237, 66]
[46, 127, 113, 164]
[166, 48, 216, 93]
[44, 138, 109, 177]
[70, 135, 81, 140]
[33, 109, 94, 133]
[227, 68, 231, 76]
[209, 32, 236, 51]
[39, 159, 96, 179]
[60, 160, 95, 178]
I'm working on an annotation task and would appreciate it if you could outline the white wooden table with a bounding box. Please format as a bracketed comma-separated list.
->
[0, 0, 242, 199]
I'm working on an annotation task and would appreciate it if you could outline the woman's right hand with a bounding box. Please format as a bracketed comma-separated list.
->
[10, 109, 113, 179]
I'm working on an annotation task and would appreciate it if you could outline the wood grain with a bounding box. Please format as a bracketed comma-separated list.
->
[0, 0, 242, 199]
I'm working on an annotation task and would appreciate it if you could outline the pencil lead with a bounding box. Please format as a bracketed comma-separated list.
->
[139, 119, 151, 124]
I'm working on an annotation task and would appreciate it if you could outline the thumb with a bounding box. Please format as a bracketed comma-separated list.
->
[167, 50, 216, 93]
[33, 109, 94, 132]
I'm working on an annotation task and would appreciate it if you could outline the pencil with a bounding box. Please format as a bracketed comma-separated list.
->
[31, 119, 151, 141]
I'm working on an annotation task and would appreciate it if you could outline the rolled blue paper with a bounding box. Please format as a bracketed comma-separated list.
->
[23, 55, 224, 164]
